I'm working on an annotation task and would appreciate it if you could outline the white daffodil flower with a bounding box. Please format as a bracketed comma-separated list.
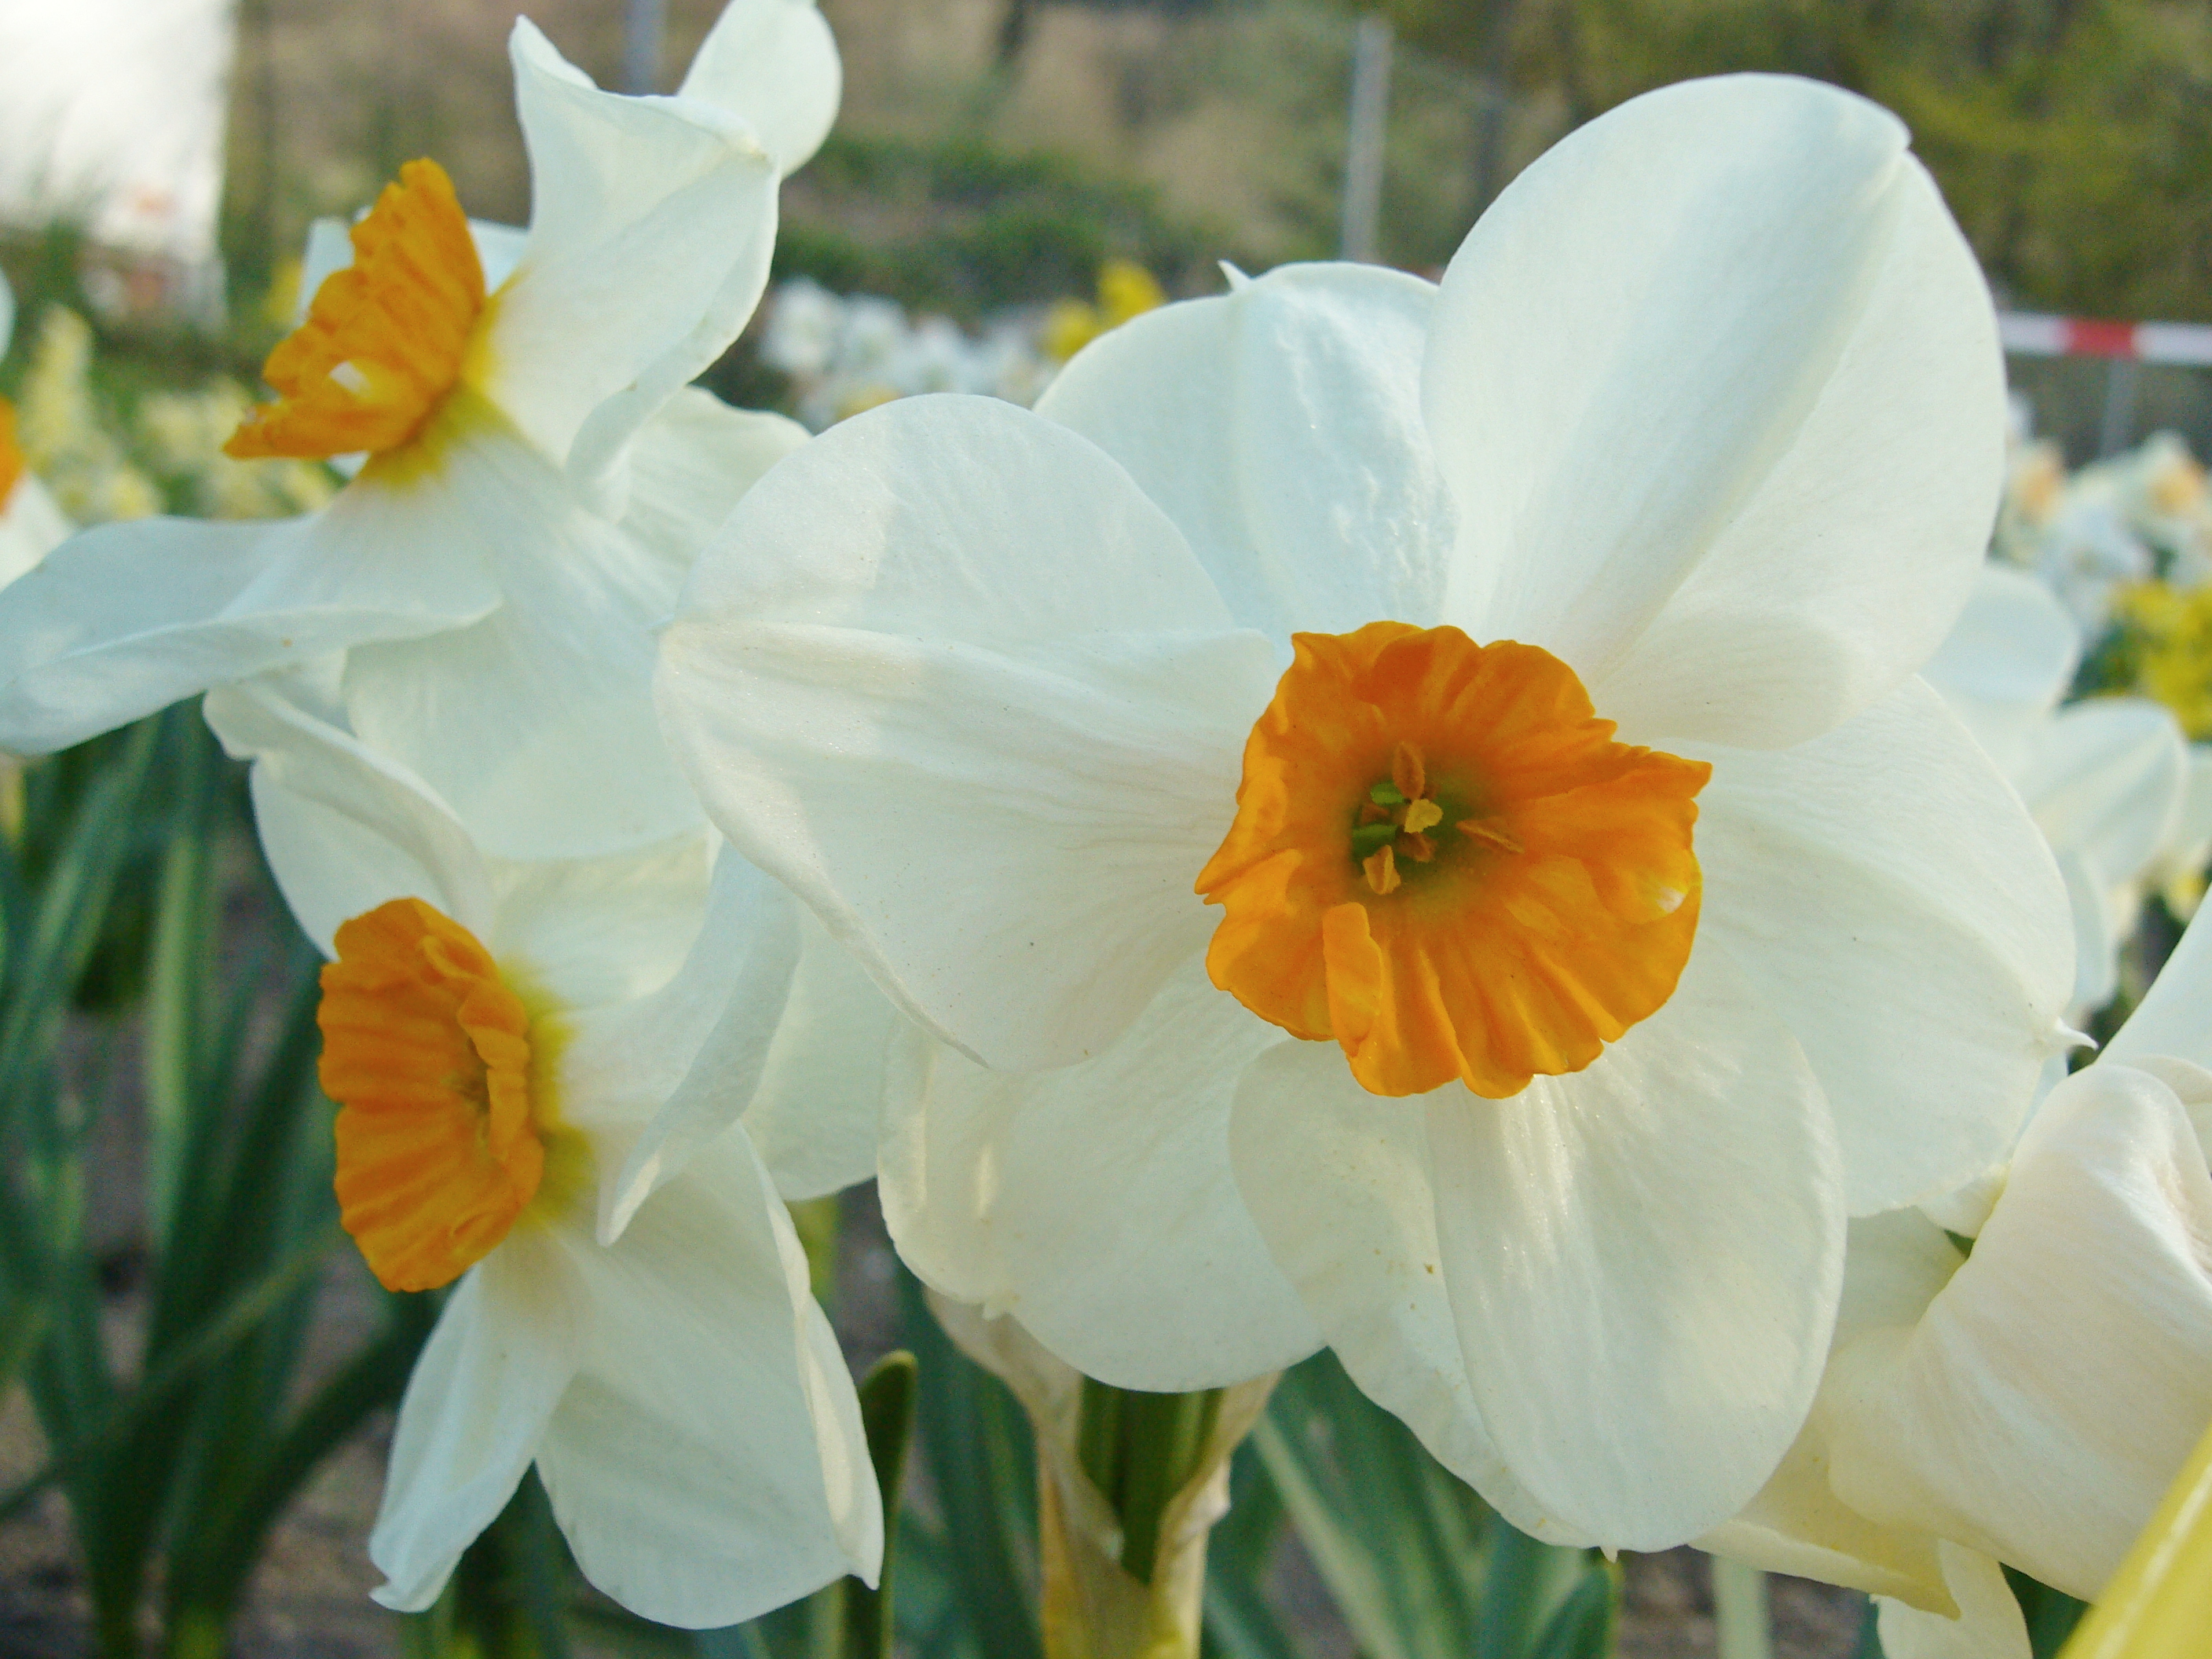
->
[1924, 562, 2190, 1013]
[202, 673, 884, 1625]
[0, 270, 73, 588]
[0, 0, 837, 859]
[657, 75, 2075, 1548]
[1706, 902, 2212, 1659]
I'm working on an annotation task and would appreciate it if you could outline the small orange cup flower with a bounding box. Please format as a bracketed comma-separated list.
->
[319, 896, 547, 1292]
[1196, 623, 1710, 1098]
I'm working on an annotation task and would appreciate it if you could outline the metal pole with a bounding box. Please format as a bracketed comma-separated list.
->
[2100, 355, 2143, 458]
[623, 0, 669, 95]
[1339, 15, 1394, 263]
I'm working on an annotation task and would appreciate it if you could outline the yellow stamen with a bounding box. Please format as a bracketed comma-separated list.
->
[227, 159, 485, 462]
[1196, 622, 1711, 1098]
[1362, 843, 1401, 895]
[318, 897, 543, 1292]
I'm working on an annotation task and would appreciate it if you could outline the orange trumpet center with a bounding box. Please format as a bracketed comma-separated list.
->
[226, 159, 486, 463]
[318, 897, 544, 1292]
[0, 397, 21, 509]
[1196, 622, 1711, 1099]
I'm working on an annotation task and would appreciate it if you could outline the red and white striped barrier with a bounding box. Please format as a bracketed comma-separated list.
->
[2000, 311, 2212, 367]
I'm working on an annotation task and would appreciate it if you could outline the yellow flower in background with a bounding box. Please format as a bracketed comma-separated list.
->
[2111, 580, 2212, 740]
[16, 306, 159, 525]
[1042, 257, 1166, 361]
[137, 379, 339, 520]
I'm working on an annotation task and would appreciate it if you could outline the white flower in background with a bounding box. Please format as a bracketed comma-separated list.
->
[2078, 430, 2212, 588]
[0, 0, 837, 861]
[0, 271, 73, 587]
[1922, 562, 2195, 1013]
[1705, 900, 2212, 1659]
[760, 278, 1058, 431]
[203, 672, 885, 1625]
[659, 75, 2074, 1547]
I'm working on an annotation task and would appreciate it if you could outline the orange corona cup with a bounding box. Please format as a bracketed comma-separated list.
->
[226, 159, 485, 463]
[318, 897, 544, 1293]
[1196, 622, 1711, 1099]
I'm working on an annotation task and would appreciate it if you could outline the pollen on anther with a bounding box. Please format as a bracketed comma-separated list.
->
[1363, 844, 1401, 895]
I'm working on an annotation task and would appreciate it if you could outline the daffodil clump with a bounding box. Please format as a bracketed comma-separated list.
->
[10, 27, 2212, 1659]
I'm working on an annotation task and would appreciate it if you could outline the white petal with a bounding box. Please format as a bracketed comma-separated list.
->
[1430, 75, 2001, 747]
[1875, 1546, 2032, 1659]
[657, 395, 1273, 1069]
[340, 417, 704, 860]
[1696, 1211, 1964, 1609]
[2019, 698, 2188, 899]
[878, 950, 1321, 1391]
[617, 386, 808, 589]
[1693, 679, 2075, 1213]
[208, 673, 714, 1015]
[595, 859, 805, 1239]
[743, 903, 905, 1201]
[1921, 563, 2082, 775]
[2058, 846, 2121, 1014]
[536, 1134, 880, 1626]
[676, 0, 841, 176]
[489, 830, 713, 1012]
[1424, 942, 1843, 1548]
[1034, 262, 1454, 641]
[1227, 1038, 1580, 1546]
[203, 676, 496, 952]
[479, 20, 779, 485]
[2108, 895, 2212, 1072]
[0, 486, 497, 755]
[369, 1230, 585, 1611]
[1824, 1061, 2212, 1599]
[0, 475, 71, 588]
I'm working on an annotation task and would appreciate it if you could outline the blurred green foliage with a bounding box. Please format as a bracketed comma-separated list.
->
[774, 131, 1237, 320]
[1339, 0, 2212, 318]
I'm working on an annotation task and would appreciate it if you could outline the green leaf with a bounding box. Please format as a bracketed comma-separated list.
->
[836, 1349, 921, 1659]
[896, 1266, 1042, 1659]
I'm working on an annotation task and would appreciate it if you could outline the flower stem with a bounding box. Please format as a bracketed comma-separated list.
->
[1075, 1379, 1223, 1583]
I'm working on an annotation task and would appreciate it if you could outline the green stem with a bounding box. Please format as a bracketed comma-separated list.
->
[1075, 1382, 1222, 1584]
[1712, 1558, 1772, 1659]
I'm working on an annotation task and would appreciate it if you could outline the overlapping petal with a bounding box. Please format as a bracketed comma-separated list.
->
[0, 475, 498, 755]
[478, 20, 780, 486]
[338, 410, 706, 859]
[1035, 262, 1454, 641]
[1823, 1061, 2212, 1599]
[1227, 1038, 1569, 1545]
[369, 1229, 585, 1610]
[878, 950, 1321, 1391]
[743, 905, 905, 1201]
[207, 675, 713, 1014]
[1428, 75, 2001, 747]
[1690, 679, 2074, 1212]
[1423, 944, 1841, 1547]
[677, 0, 840, 176]
[658, 395, 1276, 1068]
[537, 1137, 880, 1627]
[1921, 563, 2081, 775]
